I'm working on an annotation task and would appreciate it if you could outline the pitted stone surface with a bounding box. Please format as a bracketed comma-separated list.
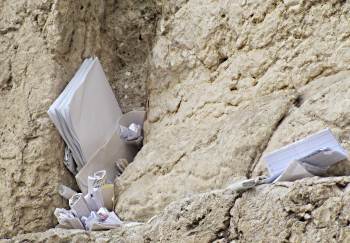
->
[8, 177, 350, 242]
[115, 0, 350, 222]
[2, 0, 350, 240]
[0, 0, 158, 237]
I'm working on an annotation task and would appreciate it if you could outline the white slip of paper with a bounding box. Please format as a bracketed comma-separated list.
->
[263, 128, 348, 179]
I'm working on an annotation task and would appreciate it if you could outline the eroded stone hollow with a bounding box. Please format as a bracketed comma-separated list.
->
[2, 0, 350, 242]
[0, 0, 158, 237]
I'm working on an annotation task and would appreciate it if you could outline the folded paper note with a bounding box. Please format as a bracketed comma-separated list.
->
[82, 207, 123, 231]
[88, 170, 106, 194]
[54, 208, 85, 230]
[119, 110, 146, 145]
[69, 193, 91, 218]
[263, 128, 348, 182]
[273, 160, 314, 182]
[48, 57, 146, 193]
[58, 184, 77, 200]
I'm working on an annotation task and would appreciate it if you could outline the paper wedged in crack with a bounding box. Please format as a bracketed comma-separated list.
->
[115, 0, 350, 221]
[0, 0, 158, 237]
[3, 0, 350, 239]
[9, 177, 350, 242]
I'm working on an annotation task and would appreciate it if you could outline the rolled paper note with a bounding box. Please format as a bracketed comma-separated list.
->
[54, 208, 85, 230]
[88, 170, 106, 194]
[69, 193, 91, 218]
[94, 170, 106, 179]
[59, 184, 77, 199]
[91, 187, 104, 209]
[118, 110, 146, 146]
[84, 193, 99, 212]
[63, 146, 77, 175]
[58, 184, 77, 200]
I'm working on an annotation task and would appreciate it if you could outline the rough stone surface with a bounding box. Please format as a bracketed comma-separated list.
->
[0, 0, 158, 237]
[0, 0, 75, 237]
[2, 0, 350, 241]
[115, 0, 350, 222]
[7, 177, 350, 242]
[229, 177, 350, 242]
[253, 71, 350, 176]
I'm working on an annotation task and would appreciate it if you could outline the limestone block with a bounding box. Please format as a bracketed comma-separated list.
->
[9, 177, 350, 242]
[115, 0, 350, 222]
[0, 0, 158, 237]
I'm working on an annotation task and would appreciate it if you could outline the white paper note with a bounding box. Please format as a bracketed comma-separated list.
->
[274, 160, 314, 182]
[48, 58, 145, 193]
[263, 128, 348, 179]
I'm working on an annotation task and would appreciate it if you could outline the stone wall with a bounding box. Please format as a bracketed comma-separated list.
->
[8, 177, 350, 242]
[2, 0, 350, 241]
[115, 0, 350, 222]
[0, 0, 74, 237]
[0, 0, 158, 237]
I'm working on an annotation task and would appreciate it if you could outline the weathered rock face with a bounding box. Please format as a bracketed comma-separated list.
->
[0, 0, 158, 237]
[229, 177, 350, 242]
[2, 0, 350, 241]
[115, 0, 350, 222]
[0, 0, 75, 237]
[51, 0, 159, 112]
[8, 177, 350, 242]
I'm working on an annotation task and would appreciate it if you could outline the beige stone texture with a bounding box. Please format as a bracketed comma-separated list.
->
[253, 71, 350, 176]
[0, 0, 158, 237]
[115, 0, 350, 222]
[0, 0, 75, 237]
[2, 0, 350, 241]
[229, 177, 350, 242]
[7, 177, 350, 242]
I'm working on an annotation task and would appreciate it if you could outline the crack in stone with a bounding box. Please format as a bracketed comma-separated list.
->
[209, 192, 241, 242]
[246, 106, 290, 178]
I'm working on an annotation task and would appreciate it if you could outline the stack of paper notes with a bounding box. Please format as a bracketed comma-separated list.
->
[263, 128, 348, 182]
[48, 57, 145, 193]
[55, 170, 124, 230]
